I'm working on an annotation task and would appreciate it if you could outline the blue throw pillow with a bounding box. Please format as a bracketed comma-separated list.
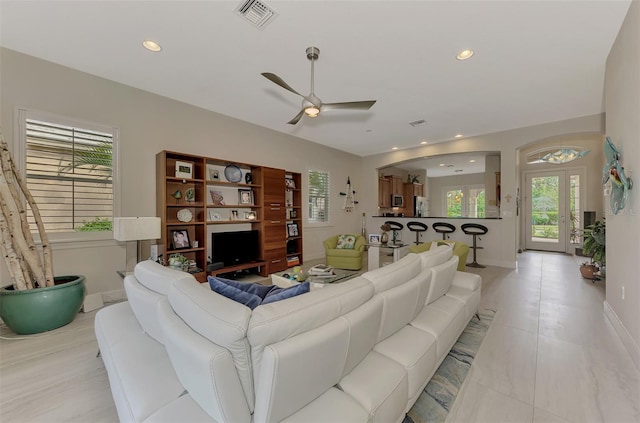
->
[208, 276, 262, 309]
[213, 277, 274, 299]
[262, 281, 311, 305]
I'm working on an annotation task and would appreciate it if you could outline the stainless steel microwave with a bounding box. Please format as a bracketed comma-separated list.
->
[391, 194, 404, 207]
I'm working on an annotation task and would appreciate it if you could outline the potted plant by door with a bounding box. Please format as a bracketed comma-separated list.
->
[0, 135, 85, 334]
[580, 219, 605, 281]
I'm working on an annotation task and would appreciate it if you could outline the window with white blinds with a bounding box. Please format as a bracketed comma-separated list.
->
[308, 170, 329, 223]
[24, 117, 114, 233]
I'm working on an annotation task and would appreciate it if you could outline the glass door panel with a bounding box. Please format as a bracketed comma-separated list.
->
[525, 171, 566, 252]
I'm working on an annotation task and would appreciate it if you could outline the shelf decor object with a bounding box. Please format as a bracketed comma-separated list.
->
[177, 208, 193, 223]
[224, 164, 242, 182]
[175, 161, 193, 178]
[114, 217, 161, 269]
[602, 136, 633, 215]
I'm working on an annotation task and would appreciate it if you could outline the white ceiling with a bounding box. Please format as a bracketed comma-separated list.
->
[0, 0, 631, 157]
[391, 152, 494, 178]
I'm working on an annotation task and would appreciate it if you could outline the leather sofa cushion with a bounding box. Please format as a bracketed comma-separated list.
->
[374, 325, 437, 405]
[126, 261, 195, 344]
[248, 276, 373, 383]
[280, 388, 369, 423]
[168, 278, 255, 411]
[338, 351, 408, 423]
[424, 256, 459, 305]
[418, 244, 453, 269]
[362, 253, 422, 293]
[158, 298, 252, 422]
[411, 296, 466, 358]
[94, 302, 186, 422]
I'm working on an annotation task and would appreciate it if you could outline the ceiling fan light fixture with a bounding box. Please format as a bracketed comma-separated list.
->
[304, 106, 320, 117]
[142, 40, 162, 52]
[456, 49, 474, 60]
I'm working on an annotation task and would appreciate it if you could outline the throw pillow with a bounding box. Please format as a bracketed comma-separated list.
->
[336, 234, 357, 249]
[262, 281, 311, 305]
[208, 276, 262, 309]
[431, 240, 455, 250]
[213, 277, 274, 299]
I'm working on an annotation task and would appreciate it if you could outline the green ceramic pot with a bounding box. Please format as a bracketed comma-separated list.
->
[0, 275, 86, 335]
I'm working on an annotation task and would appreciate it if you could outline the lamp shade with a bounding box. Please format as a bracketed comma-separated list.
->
[113, 217, 161, 241]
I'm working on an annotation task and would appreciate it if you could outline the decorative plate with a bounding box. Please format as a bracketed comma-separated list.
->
[224, 165, 242, 183]
[177, 208, 193, 223]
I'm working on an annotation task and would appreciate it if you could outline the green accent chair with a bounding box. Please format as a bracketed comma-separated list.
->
[323, 234, 366, 270]
[408, 240, 470, 271]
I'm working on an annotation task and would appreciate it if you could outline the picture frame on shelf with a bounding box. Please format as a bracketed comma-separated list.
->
[285, 190, 293, 207]
[209, 190, 225, 205]
[368, 234, 381, 244]
[208, 210, 221, 221]
[244, 211, 257, 220]
[287, 209, 298, 219]
[171, 229, 191, 250]
[209, 168, 219, 181]
[230, 210, 239, 220]
[287, 223, 299, 237]
[238, 189, 254, 205]
[175, 161, 193, 179]
[285, 178, 296, 189]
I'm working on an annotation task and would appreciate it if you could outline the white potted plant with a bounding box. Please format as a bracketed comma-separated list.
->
[0, 134, 85, 334]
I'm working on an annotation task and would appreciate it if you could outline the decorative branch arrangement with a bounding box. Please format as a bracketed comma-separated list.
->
[0, 133, 54, 290]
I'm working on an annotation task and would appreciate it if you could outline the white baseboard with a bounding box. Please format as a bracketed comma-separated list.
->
[604, 300, 640, 370]
[82, 293, 103, 312]
[82, 289, 126, 313]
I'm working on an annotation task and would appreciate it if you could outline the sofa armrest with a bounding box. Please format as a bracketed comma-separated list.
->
[354, 236, 366, 252]
[452, 271, 481, 292]
[323, 236, 338, 251]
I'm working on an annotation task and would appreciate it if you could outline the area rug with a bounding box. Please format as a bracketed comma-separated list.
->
[404, 309, 496, 423]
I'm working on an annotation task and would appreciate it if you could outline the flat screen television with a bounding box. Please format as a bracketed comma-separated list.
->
[211, 230, 260, 267]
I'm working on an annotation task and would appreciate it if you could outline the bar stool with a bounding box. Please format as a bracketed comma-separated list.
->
[432, 222, 456, 240]
[461, 223, 488, 268]
[384, 221, 404, 245]
[407, 222, 428, 245]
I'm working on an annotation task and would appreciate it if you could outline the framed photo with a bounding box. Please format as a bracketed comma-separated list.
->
[285, 190, 293, 207]
[238, 189, 253, 205]
[171, 229, 191, 250]
[285, 178, 296, 189]
[244, 211, 257, 220]
[175, 161, 193, 179]
[368, 234, 381, 244]
[287, 209, 298, 219]
[287, 223, 299, 237]
[209, 190, 225, 205]
[230, 209, 239, 220]
[209, 168, 219, 181]
[208, 210, 221, 221]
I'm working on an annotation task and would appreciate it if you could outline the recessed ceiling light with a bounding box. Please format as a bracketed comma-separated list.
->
[420, 141, 428, 145]
[392, 147, 398, 150]
[456, 49, 474, 60]
[454, 134, 464, 138]
[469, 159, 476, 163]
[142, 40, 162, 52]
[439, 163, 445, 167]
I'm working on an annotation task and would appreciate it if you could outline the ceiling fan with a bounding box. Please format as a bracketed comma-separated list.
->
[261, 47, 376, 125]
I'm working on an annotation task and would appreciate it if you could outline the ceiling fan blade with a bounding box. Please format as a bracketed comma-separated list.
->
[261, 73, 303, 97]
[287, 110, 305, 125]
[321, 100, 376, 112]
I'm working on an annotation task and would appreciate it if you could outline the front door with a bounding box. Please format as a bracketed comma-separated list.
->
[525, 171, 567, 252]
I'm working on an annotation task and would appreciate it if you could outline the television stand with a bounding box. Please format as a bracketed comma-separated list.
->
[209, 260, 267, 278]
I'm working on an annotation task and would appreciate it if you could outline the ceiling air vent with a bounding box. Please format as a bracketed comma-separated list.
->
[234, 0, 279, 30]
[409, 119, 426, 127]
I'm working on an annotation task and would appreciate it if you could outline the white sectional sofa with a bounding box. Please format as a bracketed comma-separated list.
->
[95, 245, 481, 422]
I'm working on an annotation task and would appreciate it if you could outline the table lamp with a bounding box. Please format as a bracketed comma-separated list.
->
[114, 217, 161, 270]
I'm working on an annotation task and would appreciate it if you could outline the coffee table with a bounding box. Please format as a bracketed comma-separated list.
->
[271, 267, 360, 289]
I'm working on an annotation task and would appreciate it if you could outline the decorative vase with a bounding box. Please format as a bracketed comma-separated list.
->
[0, 275, 86, 335]
[381, 232, 389, 245]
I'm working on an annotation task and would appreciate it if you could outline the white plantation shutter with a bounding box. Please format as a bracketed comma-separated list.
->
[308, 170, 329, 223]
[24, 117, 114, 233]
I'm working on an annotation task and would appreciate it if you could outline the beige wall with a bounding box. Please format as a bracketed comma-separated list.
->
[0, 48, 363, 295]
[605, 0, 640, 367]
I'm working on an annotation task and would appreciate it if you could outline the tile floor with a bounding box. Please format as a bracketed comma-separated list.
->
[0, 251, 638, 422]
